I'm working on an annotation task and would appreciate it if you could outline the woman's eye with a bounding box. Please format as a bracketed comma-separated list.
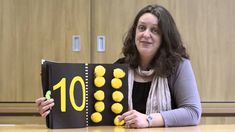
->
[137, 25, 146, 32]
[151, 28, 159, 35]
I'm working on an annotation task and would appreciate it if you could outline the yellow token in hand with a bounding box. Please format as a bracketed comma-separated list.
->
[112, 91, 124, 102]
[94, 101, 105, 112]
[94, 76, 105, 87]
[94, 90, 105, 101]
[113, 68, 125, 78]
[94, 65, 106, 77]
[91, 112, 102, 123]
[45, 90, 51, 100]
[111, 78, 122, 89]
[111, 103, 123, 114]
[114, 115, 125, 126]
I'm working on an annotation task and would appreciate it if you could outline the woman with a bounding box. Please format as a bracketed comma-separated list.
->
[36, 4, 201, 128]
[116, 4, 201, 128]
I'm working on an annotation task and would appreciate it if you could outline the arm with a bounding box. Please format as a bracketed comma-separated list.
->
[160, 59, 202, 127]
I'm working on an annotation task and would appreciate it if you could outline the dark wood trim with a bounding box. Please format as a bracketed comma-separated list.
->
[202, 102, 235, 116]
[0, 102, 37, 114]
[0, 102, 235, 116]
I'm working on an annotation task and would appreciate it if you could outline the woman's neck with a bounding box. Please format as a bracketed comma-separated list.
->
[139, 56, 153, 70]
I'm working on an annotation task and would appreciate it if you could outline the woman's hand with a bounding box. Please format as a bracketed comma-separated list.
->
[35, 97, 54, 118]
[119, 110, 148, 128]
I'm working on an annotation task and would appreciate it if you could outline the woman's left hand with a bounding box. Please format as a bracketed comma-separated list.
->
[119, 110, 148, 128]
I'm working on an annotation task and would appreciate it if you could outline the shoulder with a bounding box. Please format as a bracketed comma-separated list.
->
[168, 58, 194, 87]
[177, 58, 192, 72]
[113, 57, 126, 64]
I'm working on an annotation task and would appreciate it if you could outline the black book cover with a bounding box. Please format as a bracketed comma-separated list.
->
[41, 61, 128, 129]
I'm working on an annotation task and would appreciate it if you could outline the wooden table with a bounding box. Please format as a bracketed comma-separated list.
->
[0, 124, 235, 132]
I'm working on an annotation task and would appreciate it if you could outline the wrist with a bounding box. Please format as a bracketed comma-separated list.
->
[146, 114, 153, 127]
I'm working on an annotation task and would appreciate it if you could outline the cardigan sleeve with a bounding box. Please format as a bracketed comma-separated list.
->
[160, 59, 202, 127]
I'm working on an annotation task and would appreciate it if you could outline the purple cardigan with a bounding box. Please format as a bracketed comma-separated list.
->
[162, 58, 201, 127]
[115, 58, 202, 127]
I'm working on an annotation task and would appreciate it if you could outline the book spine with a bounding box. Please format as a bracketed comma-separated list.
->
[85, 63, 89, 127]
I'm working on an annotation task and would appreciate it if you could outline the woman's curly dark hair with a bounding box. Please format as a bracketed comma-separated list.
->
[122, 4, 189, 77]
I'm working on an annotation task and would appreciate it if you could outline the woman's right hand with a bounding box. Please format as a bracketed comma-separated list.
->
[35, 97, 54, 118]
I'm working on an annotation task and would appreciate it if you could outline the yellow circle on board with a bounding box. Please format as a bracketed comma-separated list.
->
[94, 90, 105, 101]
[94, 65, 106, 77]
[113, 68, 125, 78]
[114, 115, 125, 126]
[94, 101, 105, 112]
[111, 78, 122, 89]
[94, 77, 105, 87]
[112, 91, 124, 102]
[91, 112, 102, 123]
[111, 103, 123, 114]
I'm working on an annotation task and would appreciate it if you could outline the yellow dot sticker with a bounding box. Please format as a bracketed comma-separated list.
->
[91, 112, 102, 123]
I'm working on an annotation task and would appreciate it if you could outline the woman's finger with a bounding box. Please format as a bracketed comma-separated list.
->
[119, 110, 136, 121]
[35, 97, 46, 106]
[41, 110, 50, 118]
[41, 102, 54, 112]
[126, 117, 137, 126]
[40, 99, 54, 107]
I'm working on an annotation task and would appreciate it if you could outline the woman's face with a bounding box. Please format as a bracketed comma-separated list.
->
[135, 13, 162, 59]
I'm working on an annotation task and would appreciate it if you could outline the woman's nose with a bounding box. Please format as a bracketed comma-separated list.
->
[142, 29, 151, 38]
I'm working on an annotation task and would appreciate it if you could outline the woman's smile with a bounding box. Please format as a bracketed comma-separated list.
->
[140, 40, 152, 45]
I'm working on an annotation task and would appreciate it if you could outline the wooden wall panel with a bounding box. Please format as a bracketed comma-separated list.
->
[91, 0, 235, 102]
[0, 0, 90, 101]
[171, 0, 235, 101]
[91, 0, 160, 63]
